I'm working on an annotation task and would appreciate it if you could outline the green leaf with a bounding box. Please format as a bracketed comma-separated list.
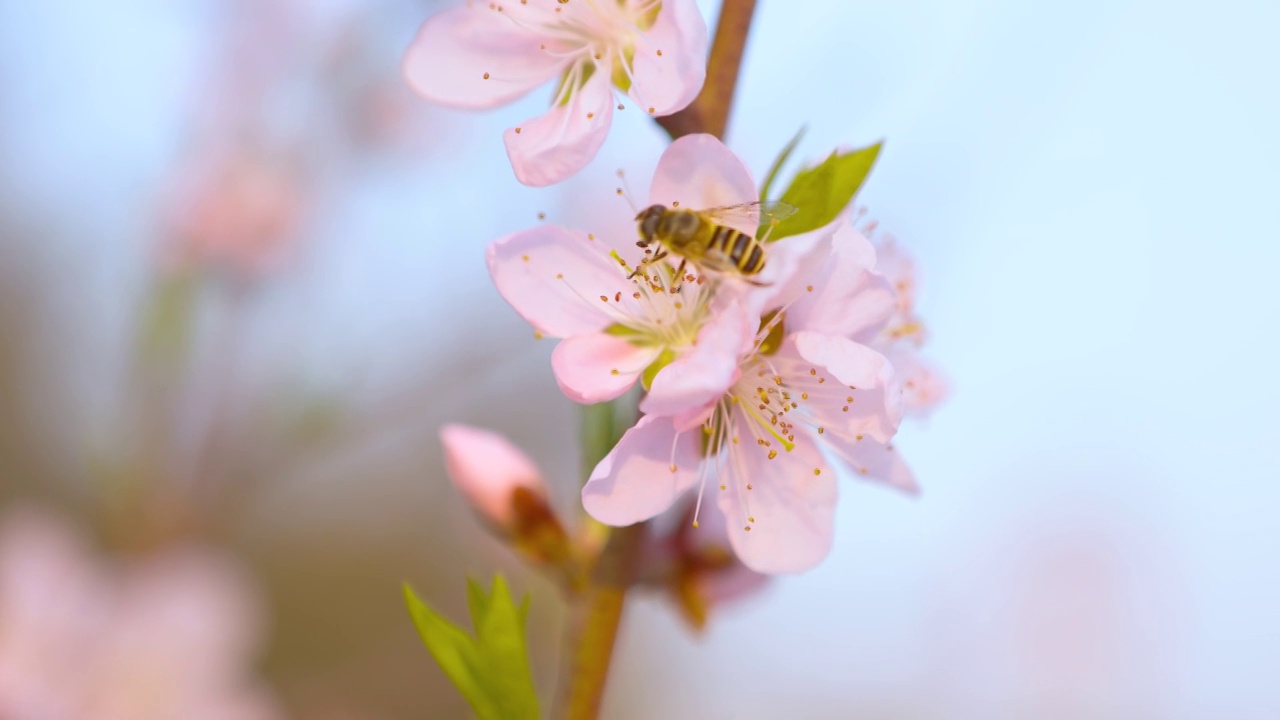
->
[403, 579, 540, 720]
[770, 142, 883, 242]
[403, 584, 495, 718]
[759, 126, 807, 203]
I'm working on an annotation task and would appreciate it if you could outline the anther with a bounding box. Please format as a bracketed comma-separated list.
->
[842, 406, 849, 412]
[599, 295, 608, 302]
[611, 368, 620, 375]
[521, 254, 530, 262]
[657, 49, 663, 56]
[483, 72, 490, 79]
[767, 450, 777, 459]
[587, 112, 595, 119]
[515, 127, 522, 134]
[806, 285, 814, 292]
[817, 427, 824, 434]
[813, 468, 822, 476]
[648, 107, 656, 113]
[846, 396, 854, 402]
[747, 483, 753, 490]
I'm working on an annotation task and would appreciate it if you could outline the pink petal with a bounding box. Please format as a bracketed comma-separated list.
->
[641, 302, 752, 418]
[440, 424, 546, 526]
[744, 223, 835, 318]
[716, 424, 838, 574]
[626, 0, 708, 116]
[788, 223, 898, 340]
[503, 73, 615, 187]
[402, 5, 565, 110]
[824, 435, 920, 495]
[649, 134, 757, 227]
[883, 345, 950, 419]
[487, 224, 631, 338]
[683, 502, 771, 606]
[790, 331, 903, 443]
[552, 333, 660, 404]
[583, 416, 701, 526]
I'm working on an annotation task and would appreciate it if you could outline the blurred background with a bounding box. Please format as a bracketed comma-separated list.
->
[2, 0, 1278, 717]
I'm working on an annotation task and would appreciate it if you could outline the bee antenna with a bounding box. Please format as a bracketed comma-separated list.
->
[615, 168, 639, 214]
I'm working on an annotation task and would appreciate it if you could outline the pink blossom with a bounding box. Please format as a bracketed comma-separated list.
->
[402, 0, 707, 186]
[583, 221, 922, 573]
[440, 423, 549, 527]
[0, 506, 281, 720]
[638, 500, 769, 629]
[868, 232, 950, 417]
[159, 145, 307, 278]
[488, 134, 815, 412]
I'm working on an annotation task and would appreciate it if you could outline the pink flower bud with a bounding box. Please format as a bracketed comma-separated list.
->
[439, 424, 547, 528]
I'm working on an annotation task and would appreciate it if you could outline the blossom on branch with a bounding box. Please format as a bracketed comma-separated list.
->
[582, 223, 917, 574]
[403, 0, 708, 186]
[487, 134, 807, 409]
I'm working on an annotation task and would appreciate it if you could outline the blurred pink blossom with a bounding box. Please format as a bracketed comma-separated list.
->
[639, 499, 769, 629]
[0, 506, 281, 720]
[403, 0, 707, 186]
[159, 145, 308, 279]
[865, 230, 950, 417]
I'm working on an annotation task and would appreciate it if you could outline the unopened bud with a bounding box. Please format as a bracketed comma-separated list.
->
[440, 424, 546, 527]
[439, 424, 571, 569]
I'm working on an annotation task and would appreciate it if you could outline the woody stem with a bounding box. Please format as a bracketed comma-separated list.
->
[655, 0, 759, 141]
[552, 2, 761, 718]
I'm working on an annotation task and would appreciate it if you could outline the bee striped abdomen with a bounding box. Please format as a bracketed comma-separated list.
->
[743, 244, 764, 274]
[710, 225, 735, 253]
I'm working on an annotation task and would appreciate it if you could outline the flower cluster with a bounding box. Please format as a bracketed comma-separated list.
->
[406, 0, 944, 597]
[456, 134, 939, 575]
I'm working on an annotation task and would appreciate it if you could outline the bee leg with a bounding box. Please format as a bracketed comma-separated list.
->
[628, 249, 665, 280]
[670, 257, 688, 293]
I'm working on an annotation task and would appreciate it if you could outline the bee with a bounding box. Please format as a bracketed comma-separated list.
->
[631, 201, 798, 285]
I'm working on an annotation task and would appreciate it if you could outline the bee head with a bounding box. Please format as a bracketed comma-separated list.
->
[636, 204, 665, 242]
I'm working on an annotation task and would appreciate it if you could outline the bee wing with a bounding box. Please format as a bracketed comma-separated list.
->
[699, 200, 798, 229]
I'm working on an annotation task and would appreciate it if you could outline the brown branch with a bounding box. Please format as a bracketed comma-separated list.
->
[551, 4, 762, 718]
[552, 524, 644, 720]
[655, 0, 759, 140]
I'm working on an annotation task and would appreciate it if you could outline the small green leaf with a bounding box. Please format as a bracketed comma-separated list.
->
[465, 577, 490, 624]
[472, 577, 540, 719]
[403, 584, 495, 718]
[759, 126, 807, 204]
[771, 142, 883, 242]
[403, 579, 540, 720]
